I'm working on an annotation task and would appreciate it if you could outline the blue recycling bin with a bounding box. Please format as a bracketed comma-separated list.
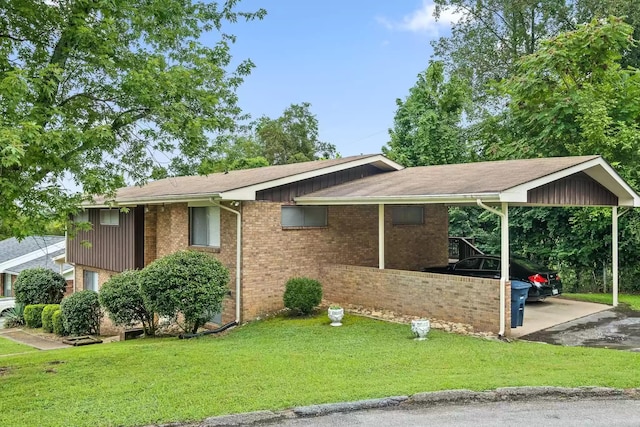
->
[511, 280, 532, 328]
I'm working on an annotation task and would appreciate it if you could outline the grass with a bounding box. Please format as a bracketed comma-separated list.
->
[0, 337, 37, 356]
[563, 293, 640, 310]
[1, 313, 640, 427]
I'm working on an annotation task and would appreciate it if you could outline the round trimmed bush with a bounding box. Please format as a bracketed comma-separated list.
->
[139, 250, 229, 334]
[52, 309, 67, 336]
[14, 268, 66, 305]
[283, 277, 322, 315]
[24, 304, 47, 328]
[41, 304, 60, 333]
[99, 270, 156, 336]
[61, 291, 102, 336]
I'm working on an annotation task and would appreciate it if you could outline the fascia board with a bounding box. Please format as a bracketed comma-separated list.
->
[0, 241, 66, 272]
[295, 193, 501, 205]
[221, 155, 403, 201]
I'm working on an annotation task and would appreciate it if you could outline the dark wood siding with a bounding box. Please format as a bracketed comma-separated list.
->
[256, 164, 386, 202]
[67, 206, 144, 272]
[527, 172, 618, 206]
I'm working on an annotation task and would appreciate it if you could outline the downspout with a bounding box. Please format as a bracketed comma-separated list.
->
[211, 200, 242, 324]
[477, 199, 509, 338]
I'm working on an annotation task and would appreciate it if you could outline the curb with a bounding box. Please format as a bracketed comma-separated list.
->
[157, 387, 640, 426]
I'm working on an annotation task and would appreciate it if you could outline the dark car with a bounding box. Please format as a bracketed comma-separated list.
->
[430, 255, 562, 301]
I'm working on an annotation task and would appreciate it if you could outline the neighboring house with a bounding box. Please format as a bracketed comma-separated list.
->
[67, 154, 640, 335]
[0, 236, 75, 298]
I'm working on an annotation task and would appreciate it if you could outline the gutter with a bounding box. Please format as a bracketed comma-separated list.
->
[476, 199, 508, 338]
[211, 199, 242, 324]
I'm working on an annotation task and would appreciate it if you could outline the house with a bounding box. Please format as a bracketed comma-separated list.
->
[0, 236, 75, 297]
[66, 154, 640, 336]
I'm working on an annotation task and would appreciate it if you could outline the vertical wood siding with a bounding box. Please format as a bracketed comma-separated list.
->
[256, 165, 385, 202]
[527, 172, 618, 206]
[67, 206, 144, 272]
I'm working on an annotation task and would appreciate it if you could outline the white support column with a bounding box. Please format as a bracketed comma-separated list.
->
[500, 203, 509, 336]
[612, 206, 619, 307]
[378, 204, 385, 269]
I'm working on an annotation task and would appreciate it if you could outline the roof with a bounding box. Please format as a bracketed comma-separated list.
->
[5, 248, 73, 275]
[0, 236, 65, 264]
[90, 154, 402, 206]
[296, 156, 640, 207]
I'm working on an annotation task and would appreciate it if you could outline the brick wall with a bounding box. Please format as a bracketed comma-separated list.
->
[320, 264, 511, 335]
[240, 202, 449, 320]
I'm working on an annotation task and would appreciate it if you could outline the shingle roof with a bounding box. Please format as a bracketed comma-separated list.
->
[0, 236, 65, 264]
[5, 249, 72, 275]
[103, 154, 394, 203]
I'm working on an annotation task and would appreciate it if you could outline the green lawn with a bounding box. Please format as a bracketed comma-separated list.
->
[1, 314, 640, 427]
[0, 336, 37, 356]
[563, 293, 640, 310]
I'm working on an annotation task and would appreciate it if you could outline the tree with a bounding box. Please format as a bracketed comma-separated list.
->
[383, 61, 471, 167]
[0, 0, 266, 238]
[255, 102, 337, 165]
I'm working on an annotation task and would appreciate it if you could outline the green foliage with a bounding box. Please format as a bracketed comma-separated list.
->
[256, 102, 337, 165]
[3, 303, 25, 328]
[52, 309, 67, 336]
[0, 0, 265, 238]
[139, 250, 230, 334]
[23, 304, 47, 328]
[99, 270, 156, 336]
[283, 277, 323, 315]
[61, 291, 102, 336]
[41, 304, 60, 333]
[13, 268, 66, 305]
[383, 61, 471, 167]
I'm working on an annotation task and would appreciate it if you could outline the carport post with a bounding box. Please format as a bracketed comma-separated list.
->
[378, 203, 385, 269]
[613, 206, 618, 307]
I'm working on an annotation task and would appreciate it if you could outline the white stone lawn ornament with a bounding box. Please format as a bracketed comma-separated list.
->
[328, 306, 344, 326]
[411, 319, 430, 340]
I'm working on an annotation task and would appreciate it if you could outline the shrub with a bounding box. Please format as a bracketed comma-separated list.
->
[24, 304, 47, 328]
[41, 304, 60, 333]
[52, 309, 67, 336]
[61, 291, 102, 336]
[139, 250, 229, 334]
[99, 270, 156, 336]
[14, 268, 66, 305]
[283, 277, 322, 315]
[3, 303, 25, 328]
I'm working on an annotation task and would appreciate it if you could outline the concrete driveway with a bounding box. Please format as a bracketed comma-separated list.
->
[511, 297, 611, 338]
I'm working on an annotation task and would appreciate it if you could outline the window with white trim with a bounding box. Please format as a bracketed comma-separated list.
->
[281, 206, 327, 227]
[99, 209, 119, 226]
[189, 206, 221, 247]
[73, 211, 89, 223]
[3, 273, 12, 297]
[392, 206, 424, 225]
[84, 270, 99, 292]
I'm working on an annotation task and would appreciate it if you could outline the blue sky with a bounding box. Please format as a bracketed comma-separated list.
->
[224, 0, 459, 157]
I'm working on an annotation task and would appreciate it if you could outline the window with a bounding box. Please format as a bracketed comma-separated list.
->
[73, 211, 89, 223]
[99, 209, 119, 226]
[392, 206, 424, 225]
[281, 206, 327, 227]
[190, 206, 221, 247]
[84, 270, 99, 292]
[3, 273, 12, 297]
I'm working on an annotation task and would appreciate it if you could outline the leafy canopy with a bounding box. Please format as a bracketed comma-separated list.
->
[0, 0, 265, 238]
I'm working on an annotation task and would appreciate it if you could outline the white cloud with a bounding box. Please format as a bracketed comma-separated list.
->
[379, 1, 463, 35]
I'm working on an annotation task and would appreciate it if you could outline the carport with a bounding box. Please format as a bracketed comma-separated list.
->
[297, 155, 640, 337]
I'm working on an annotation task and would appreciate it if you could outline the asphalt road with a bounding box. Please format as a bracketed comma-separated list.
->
[269, 399, 640, 427]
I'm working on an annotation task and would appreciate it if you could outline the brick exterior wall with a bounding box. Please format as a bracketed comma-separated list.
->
[321, 264, 512, 335]
[240, 202, 449, 320]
